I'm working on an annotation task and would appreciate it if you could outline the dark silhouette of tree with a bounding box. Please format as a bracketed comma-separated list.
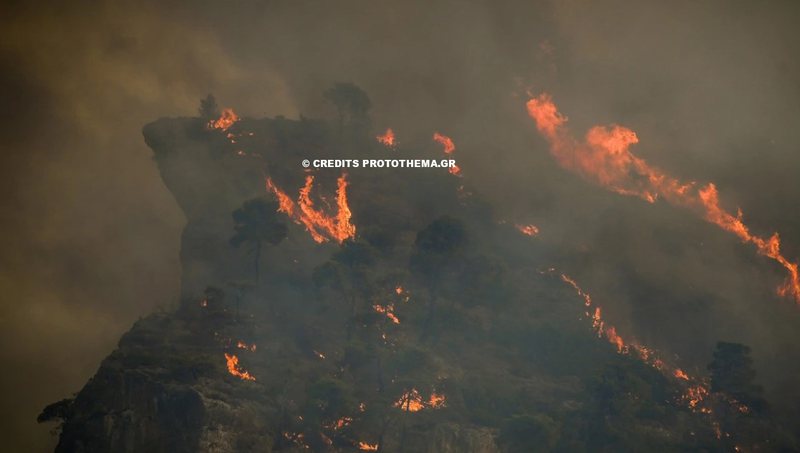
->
[230, 198, 287, 283]
[198, 94, 220, 120]
[313, 240, 375, 339]
[410, 216, 466, 339]
[323, 83, 371, 131]
[706, 342, 790, 451]
[708, 341, 764, 409]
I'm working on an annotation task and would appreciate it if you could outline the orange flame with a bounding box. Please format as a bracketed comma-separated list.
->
[674, 369, 690, 380]
[555, 269, 717, 413]
[433, 132, 455, 154]
[448, 164, 462, 177]
[377, 128, 396, 147]
[515, 224, 540, 236]
[208, 108, 239, 131]
[224, 353, 256, 381]
[395, 285, 404, 295]
[373, 304, 400, 324]
[394, 388, 446, 412]
[358, 442, 379, 451]
[266, 174, 356, 243]
[528, 93, 800, 303]
[428, 392, 447, 408]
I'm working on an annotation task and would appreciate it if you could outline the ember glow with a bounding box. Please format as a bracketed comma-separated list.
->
[236, 341, 256, 352]
[376, 128, 396, 148]
[373, 303, 400, 324]
[515, 224, 540, 237]
[207, 108, 239, 131]
[433, 132, 455, 154]
[448, 164, 462, 177]
[224, 353, 256, 381]
[266, 173, 356, 243]
[527, 93, 800, 304]
[358, 442, 379, 451]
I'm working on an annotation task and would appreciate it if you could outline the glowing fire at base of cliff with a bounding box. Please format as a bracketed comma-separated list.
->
[527, 93, 800, 304]
[266, 174, 356, 243]
[224, 353, 256, 381]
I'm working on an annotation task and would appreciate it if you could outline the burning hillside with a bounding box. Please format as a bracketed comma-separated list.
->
[37, 86, 797, 453]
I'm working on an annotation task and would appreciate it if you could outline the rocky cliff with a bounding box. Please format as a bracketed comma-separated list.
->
[39, 92, 774, 452]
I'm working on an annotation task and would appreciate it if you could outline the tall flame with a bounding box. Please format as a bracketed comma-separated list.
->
[224, 353, 256, 381]
[377, 128, 396, 148]
[527, 93, 800, 303]
[266, 174, 356, 243]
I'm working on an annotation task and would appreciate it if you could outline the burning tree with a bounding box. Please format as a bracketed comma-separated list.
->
[230, 198, 287, 283]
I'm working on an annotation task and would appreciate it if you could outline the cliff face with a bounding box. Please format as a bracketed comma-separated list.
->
[44, 111, 509, 452]
[42, 99, 739, 452]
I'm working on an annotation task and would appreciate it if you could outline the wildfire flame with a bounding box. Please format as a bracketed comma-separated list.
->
[376, 128, 396, 148]
[224, 353, 256, 381]
[515, 224, 540, 237]
[554, 269, 722, 414]
[266, 173, 356, 243]
[373, 304, 400, 324]
[433, 132, 455, 154]
[527, 93, 800, 303]
[358, 442, 379, 451]
[394, 389, 446, 412]
[207, 108, 239, 131]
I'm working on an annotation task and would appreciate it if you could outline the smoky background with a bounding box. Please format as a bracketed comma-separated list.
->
[1, 0, 799, 450]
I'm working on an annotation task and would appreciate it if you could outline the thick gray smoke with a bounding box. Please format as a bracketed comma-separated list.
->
[1, 0, 799, 450]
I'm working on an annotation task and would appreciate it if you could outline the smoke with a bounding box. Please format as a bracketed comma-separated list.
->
[2, 0, 800, 450]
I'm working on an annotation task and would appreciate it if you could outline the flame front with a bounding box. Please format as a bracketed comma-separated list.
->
[376, 128, 396, 147]
[554, 269, 724, 415]
[224, 353, 256, 381]
[527, 93, 800, 304]
[266, 173, 356, 243]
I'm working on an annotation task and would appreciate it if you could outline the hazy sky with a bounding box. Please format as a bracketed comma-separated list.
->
[2, 1, 800, 450]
